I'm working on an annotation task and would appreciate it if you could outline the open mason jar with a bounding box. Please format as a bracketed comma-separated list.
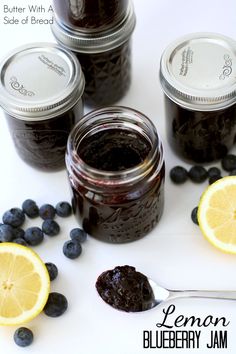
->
[66, 106, 165, 243]
[160, 32, 236, 163]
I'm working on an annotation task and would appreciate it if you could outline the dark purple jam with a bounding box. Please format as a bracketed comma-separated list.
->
[96, 265, 155, 312]
[53, 0, 128, 31]
[79, 129, 151, 171]
[6, 103, 83, 171]
[70, 127, 165, 243]
[74, 41, 131, 107]
[165, 96, 236, 163]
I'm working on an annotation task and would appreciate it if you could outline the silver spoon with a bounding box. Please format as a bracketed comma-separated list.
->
[146, 279, 236, 310]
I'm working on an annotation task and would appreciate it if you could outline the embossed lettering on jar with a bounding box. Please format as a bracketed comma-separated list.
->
[0, 43, 85, 170]
[66, 107, 165, 243]
[160, 33, 236, 163]
[51, 1, 136, 107]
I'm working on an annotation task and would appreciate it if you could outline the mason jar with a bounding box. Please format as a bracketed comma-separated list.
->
[160, 32, 236, 163]
[0, 43, 85, 170]
[66, 106, 165, 243]
[51, 1, 136, 107]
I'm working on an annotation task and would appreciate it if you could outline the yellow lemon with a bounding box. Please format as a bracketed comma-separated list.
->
[198, 176, 236, 254]
[0, 243, 50, 325]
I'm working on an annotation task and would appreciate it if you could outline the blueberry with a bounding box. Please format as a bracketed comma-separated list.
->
[63, 240, 82, 259]
[229, 169, 236, 176]
[24, 227, 44, 246]
[45, 262, 58, 281]
[208, 167, 221, 178]
[221, 154, 236, 171]
[22, 199, 39, 218]
[0, 224, 15, 242]
[14, 327, 33, 347]
[39, 204, 56, 220]
[42, 219, 60, 236]
[188, 166, 208, 183]
[13, 227, 25, 239]
[70, 228, 87, 243]
[13, 238, 28, 246]
[44, 292, 68, 317]
[55, 201, 72, 217]
[191, 207, 199, 225]
[169, 166, 188, 184]
[2, 208, 25, 227]
[209, 175, 222, 185]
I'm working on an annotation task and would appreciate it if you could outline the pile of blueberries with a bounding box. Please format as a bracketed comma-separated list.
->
[169, 154, 236, 225]
[0, 199, 88, 347]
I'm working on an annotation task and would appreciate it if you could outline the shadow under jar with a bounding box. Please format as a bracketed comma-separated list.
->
[66, 106, 165, 243]
[51, 1, 136, 107]
[160, 32, 236, 163]
[0, 43, 85, 170]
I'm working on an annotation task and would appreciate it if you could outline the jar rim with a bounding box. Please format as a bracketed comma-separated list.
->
[0, 42, 85, 121]
[51, 1, 136, 54]
[160, 32, 236, 111]
[66, 106, 164, 188]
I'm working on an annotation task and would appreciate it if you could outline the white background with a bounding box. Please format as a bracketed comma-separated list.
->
[0, 0, 236, 353]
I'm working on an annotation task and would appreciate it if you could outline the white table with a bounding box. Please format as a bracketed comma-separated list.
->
[0, 1, 236, 353]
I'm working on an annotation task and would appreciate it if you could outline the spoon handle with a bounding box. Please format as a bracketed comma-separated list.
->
[169, 290, 236, 301]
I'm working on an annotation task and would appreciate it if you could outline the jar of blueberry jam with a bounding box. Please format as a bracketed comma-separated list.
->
[53, 0, 128, 32]
[0, 43, 85, 170]
[51, 1, 136, 107]
[66, 106, 165, 243]
[160, 33, 236, 163]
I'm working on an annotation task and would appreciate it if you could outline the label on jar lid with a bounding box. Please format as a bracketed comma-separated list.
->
[160, 33, 236, 111]
[0, 43, 85, 120]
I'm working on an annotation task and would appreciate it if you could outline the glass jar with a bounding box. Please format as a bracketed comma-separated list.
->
[160, 32, 236, 163]
[51, 1, 136, 107]
[53, 0, 128, 32]
[66, 106, 165, 243]
[0, 43, 85, 170]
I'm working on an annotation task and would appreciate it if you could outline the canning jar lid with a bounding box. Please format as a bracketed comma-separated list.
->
[160, 32, 236, 111]
[51, 1, 136, 54]
[0, 42, 85, 121]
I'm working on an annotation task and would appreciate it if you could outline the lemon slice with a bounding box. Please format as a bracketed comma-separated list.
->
[0, 243, 50, 325]
[198, 176, 236, 254]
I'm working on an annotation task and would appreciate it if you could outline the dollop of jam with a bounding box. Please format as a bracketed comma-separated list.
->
[95, 265, 155, 312]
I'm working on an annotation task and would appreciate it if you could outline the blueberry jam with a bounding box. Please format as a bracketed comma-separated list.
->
[79, 129, 151, 171]
[96, 265, 155, 312]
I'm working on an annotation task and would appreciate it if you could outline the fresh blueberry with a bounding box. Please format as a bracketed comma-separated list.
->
[14, 327, 33, 347]
[229, 169, 236, 176]
[22, 199, 39, 218]
[191, 207, 199, 225]
[2, 208, 25, 227]
[63, 240, 82, 259]
[39, 204, 56, 220]
[221, 154, 236, 171]
[208, 167, 221, 178]
[42, 219, 60, 236]
[13, 238, 28, 246]
[24, 227, 44, 246]
[45, 262, 58, 281]
[188, 166, 208, 183]
[13, 227, 25, 239]
[169, 166, 188, 184]
[70, 228, 87, 243]
[44, 292, 68, 317]
[0, 224, 15, 242]
[55, 201, 72, 217]
[209, 175, 222, 185]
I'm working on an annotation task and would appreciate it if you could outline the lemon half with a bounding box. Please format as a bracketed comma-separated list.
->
[0, 243, 50, 325]
[198, 176, 236, 254]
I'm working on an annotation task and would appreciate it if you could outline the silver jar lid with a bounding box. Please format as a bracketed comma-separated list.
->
[0, 43, 85, 120]
[51, 1, 136, 54]
[160, 32, 236, 111]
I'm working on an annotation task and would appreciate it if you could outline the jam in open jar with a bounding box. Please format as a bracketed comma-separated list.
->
[66, 106, 165, 243]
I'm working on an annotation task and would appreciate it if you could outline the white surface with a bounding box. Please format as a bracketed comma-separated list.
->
[0, 1, 236, 353]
